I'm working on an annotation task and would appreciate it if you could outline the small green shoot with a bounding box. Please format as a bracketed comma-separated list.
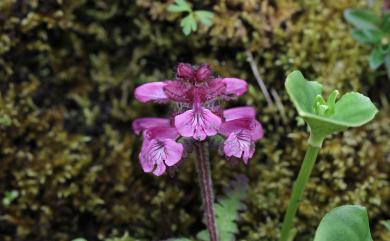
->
[168, 0, 214, 36]
[285, 70, 378, 147]
[2, 190, 19, 206]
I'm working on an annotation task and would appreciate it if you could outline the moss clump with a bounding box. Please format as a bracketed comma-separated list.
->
[0, 0, 388, 241]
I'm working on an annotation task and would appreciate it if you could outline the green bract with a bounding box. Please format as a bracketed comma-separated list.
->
[344, 9, 390, 78]
[285, 71, 378, 147]
[313, 205, 373, 241]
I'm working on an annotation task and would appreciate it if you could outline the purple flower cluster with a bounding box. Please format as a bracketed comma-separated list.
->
[132, 63, 263, 176]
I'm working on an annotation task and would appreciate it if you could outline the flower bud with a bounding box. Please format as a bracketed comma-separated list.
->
[176, 63, 194, 80]
[195, 64, 212, 82]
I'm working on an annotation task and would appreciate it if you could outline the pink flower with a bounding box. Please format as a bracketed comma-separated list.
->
[133, 63, 263, 174]
[175, 105, 222, 141]
[133, 118, 183, 176]
[219, 107, 263, 164]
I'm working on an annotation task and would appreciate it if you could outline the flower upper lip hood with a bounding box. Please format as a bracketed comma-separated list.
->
[176, 63, 213, 83]
[133, 63, 263, 175]
[134, 63, 248, 104]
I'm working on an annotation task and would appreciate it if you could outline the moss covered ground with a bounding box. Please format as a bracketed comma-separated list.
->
[0, 0, 389, 240]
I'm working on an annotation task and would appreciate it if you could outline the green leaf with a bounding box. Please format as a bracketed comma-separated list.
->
[72, 238, 88, 241]
[2, 190, 19, 206]
[332, 92, 378, 126]
[197, 175, 248, 241]
[285, 71, 323, 115]
[344, 9, 381, 30]
[195, 10, 214, 26]
[313, 205, 373, 241]
[382, 12, 390, 31]
[168, 0, 191, 13]
[351, 29, 382, 44]
[382, 220, 390, 232]
[369, 47, 385, 69]
[285, 71, 378, 146]
[384, 54, 390, 79]
[180, 14, 197, 35]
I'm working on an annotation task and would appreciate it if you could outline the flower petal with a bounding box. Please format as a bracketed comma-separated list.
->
[153, 162, 166, 176]
[134, 82, 169, 103]
[153, 161, 167, 176]
[163, 81, 192, 103]
[139, 138, 183, 176]
[139, 139, 154, 173]
[144, 126, 180, 140]
[132, 118, 170, 134]
[204, 79, 226, 100]
[175, 107, 222, 141]
[222, 78, 248, 96]
[219, 118, 261, 138]
[250, 119, 264, 141]
[223, 107, 256, 121]
[223, 131, 255, 164]
[163, 139, 184, 166]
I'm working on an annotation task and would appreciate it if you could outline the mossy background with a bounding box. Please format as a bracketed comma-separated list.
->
[0, 0, 389, 241]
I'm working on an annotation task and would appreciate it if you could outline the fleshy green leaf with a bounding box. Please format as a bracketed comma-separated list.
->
[285, 71, 323, 114]
[195, 10, 214, 26]
[383, 220, 390, 232]
[351, 29, 382, 44]
[167, 0, 191, 13]
[369, 47, 385, 69]
[332, 92, 378, 126]
[180, 14, 197, 35]
[197, 175, 248, 241]
[344, 9, 381, 30]
[313, 205, 373, 241]
[383, 12, 390, 31]
[384, 54, 390, 79]
[285, 71, 378, 145]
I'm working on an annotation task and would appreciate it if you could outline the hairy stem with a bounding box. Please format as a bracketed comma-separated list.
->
[195, 141, 219, 241]
[279, 144, 321, 241]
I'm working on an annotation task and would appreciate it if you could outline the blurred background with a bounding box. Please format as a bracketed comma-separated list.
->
[0, 0, 389, 240]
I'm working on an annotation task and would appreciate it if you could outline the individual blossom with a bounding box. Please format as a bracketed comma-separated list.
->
[132, 118, 183, 176]
[219, 107, 263, 164]
[133, 63, 263, 175]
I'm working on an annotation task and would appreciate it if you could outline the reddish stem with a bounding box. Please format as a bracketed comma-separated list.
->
[385, 0, 390, 11]
[194, 141, 219, 241]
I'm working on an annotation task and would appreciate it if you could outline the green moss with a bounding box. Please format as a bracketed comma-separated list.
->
[0, 0, 388, 241]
